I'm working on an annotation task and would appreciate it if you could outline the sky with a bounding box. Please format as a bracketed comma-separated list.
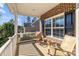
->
[0, 3, 14, 25]
[0, 3, 38, 26]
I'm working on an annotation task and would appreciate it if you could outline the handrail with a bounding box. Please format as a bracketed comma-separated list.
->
[0, 34, 17, 56]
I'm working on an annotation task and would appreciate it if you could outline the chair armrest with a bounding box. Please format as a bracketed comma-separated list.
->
[54, 46, 73, 56]
[52, 41, 61, 47]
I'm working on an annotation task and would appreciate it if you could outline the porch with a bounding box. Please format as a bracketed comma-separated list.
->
[0, 3, 79, 56]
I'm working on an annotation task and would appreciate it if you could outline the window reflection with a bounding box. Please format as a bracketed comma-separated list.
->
[45, 29, 51, 35]
[53, 16, 64, 27]
[53, 16, 64, 39]
[65, 11, 75, 36]
[44, 11, 75, 39]
[65, 14, 72, 28]
[53, 29, 64, 38]
[45, 19, 51, 27]
[44, 19, 51, 35]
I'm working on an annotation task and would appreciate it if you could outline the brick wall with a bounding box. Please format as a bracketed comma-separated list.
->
[25, 21, 39, 32]
[41, 3, 76, 19]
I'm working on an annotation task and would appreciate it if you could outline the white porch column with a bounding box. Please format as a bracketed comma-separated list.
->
[14, 6, 18, 36]
[39, 20, 42, 32]
[13, 4, 18, 49]
[14, 14, 18, 35]
[76, 3, 79, 56]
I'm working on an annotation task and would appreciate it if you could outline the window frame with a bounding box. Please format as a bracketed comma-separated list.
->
[44, 13, 65, 40]
[65, 10, 75, 36]
[52, 14, 65, 39]
[44, 11, 75, 40]
[44, 19, 52, 36]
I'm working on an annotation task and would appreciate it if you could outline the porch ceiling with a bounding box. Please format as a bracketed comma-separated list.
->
[7, 3, 59, 17]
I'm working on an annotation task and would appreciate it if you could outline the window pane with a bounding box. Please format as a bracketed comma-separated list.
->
[53, 16, 64, 27]
[55, 18, 60, 27]
[65, 28, 74, 36]
[53, 29, 64, 39]
[65, 14, 72, 28]
[45, 29, 51, 35]
[53, 29, 59, 38]
[65, 11, 75, 36]
[59, 17, 64, 27]
[44, 19, 51, 36]
[45, 19, 51, 27]
[53, 20, 55, 27]
[59, 29, 64, 38]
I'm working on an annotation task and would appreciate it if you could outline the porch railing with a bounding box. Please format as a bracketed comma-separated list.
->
[0, 34, 17, 56]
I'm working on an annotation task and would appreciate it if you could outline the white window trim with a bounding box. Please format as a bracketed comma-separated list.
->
[44, 18, 51, 36]
[44, 12, 65, 40]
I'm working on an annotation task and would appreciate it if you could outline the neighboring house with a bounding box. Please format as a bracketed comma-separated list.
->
[32, 20, 40, 31]
[25, 19, 39, 32]
[24, 22, 31, 27]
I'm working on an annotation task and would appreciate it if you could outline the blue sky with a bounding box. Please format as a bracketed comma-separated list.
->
[0, 3, 14, 25]
[0, 3, 38, 26]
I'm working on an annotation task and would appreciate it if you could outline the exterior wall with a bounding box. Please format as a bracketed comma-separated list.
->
[40, 3, 76, 37]
[41, 3, 76, 19]
[76, 3, 79, 56]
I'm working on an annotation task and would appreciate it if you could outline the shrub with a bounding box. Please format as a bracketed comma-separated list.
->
[0, 21, 14, 47]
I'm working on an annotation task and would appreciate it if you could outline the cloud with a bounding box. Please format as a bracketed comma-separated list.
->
[18, 16, 24, 26]
[0, 15, 13, 25]
[2, 15, 12, 20]
[0, 9, 6, 14]
[0, 3, 4, 8]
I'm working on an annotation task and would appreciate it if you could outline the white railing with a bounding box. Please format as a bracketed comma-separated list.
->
[18, 33, 24, 38]
[0, 34, 17, 56]
[18, 32, 36, 38]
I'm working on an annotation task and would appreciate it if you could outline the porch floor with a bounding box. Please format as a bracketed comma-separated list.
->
[16, 38, 75, 56]
[16, 40, 41, 56]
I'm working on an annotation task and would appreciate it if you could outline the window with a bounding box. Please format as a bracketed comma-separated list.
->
[53, 16, 64, 27]
[45, 19, 51, 27]
[65, 11, 75, 36]
[44, 11, 75, 40]
[53, 16, 64, 38]
[45, 29, 51, 35]
[44, 19, 51, 35]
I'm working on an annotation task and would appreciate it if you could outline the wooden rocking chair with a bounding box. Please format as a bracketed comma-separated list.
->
[53, 35, 76, 56]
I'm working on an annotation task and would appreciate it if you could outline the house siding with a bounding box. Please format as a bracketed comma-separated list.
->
[41, 3, 76, 19]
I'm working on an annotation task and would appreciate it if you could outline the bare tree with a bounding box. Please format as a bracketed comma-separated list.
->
[32, 17, 37, 23]
[26, 16, 31, 23]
